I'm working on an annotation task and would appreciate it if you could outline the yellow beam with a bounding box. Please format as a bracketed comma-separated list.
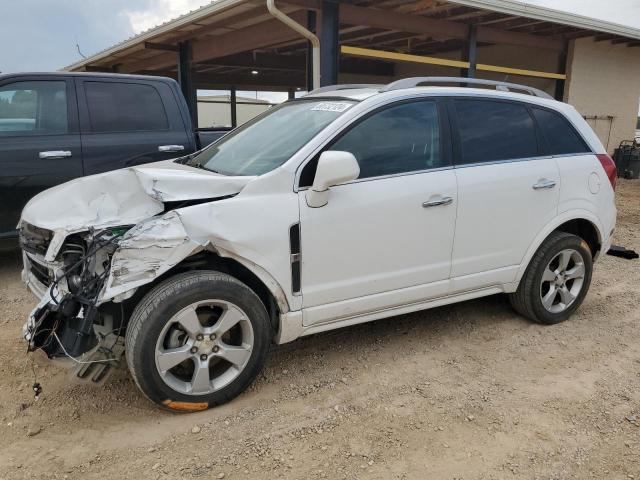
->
[340, 45, 566, 81]
[342, 45, 469, 70]
[476, 62, 566, 80]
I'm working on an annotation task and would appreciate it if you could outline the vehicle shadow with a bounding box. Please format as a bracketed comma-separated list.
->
[262, 292, 529, 381]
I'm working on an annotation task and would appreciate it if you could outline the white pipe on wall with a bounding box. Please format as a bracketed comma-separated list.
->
[266, 0, 320, 90]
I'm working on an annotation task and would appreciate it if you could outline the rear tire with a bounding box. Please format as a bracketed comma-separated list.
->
[125, 270, 271, 412]
[509, 231, 593, 325]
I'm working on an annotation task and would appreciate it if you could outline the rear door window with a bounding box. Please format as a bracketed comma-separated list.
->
[84, 81, 169, 132]
[453, 99, 539, 164]
[0, 81, 68, 135]
[531, 107, 590, 155]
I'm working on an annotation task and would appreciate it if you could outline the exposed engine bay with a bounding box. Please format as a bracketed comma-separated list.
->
[21, 224, 130, 382]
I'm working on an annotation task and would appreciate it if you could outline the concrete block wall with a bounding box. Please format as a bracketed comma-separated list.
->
[565, 37, 640, 153]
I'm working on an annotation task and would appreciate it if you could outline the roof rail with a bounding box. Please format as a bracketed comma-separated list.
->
[305, 84, 384, 96]
[380, 77, 554, 99]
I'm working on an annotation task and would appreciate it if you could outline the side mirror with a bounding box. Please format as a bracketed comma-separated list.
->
[306, 151, 360, 208]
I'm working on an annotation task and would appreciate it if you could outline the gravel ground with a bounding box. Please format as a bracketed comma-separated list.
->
[0, 180, 638, 480]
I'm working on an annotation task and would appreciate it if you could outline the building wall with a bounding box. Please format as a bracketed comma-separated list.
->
[197, 97, 274, 128]
[565, 37, 640, 153]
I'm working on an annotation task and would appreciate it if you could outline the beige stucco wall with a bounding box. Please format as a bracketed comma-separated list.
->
[565, 37, 640, 153]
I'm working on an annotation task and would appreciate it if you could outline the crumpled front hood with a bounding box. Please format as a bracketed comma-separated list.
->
[20, 160, 255, 233]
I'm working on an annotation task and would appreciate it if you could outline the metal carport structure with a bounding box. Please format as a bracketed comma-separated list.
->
[63, 0, 640, 148]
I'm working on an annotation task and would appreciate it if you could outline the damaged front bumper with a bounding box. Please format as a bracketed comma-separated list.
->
[20, 212, 201, 356]
[22, 250, 66, 347]
[20, 226, 123, 357]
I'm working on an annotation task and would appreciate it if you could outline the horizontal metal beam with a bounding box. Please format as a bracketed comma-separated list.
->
[150, 69, 306, 89]
[341, 45, 566, 80]
[192, 12, 307, 63]
[196, 52, 394, 76]
[121, 14, 307, 73]
[283, 0, 564, 50]
[144, 42, 179, 52]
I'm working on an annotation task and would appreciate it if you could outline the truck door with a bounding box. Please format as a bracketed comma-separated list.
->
[75, 77, 195, 176]
[0, 76, 82, 237]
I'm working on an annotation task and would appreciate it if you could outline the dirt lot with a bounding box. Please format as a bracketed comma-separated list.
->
[0, 180, 638, 480]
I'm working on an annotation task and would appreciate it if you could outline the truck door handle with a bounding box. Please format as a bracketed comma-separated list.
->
[422, 196, 453, 208]
[39, 150, 72, 159]
[158, 145, 185, 152]
[532, 179, 557, 190]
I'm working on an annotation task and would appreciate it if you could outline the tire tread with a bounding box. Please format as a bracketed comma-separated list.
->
[125, 270, 269, 411]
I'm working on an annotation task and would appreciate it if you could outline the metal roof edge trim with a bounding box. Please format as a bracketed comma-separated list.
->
[62, 0, 247, 71]
[449, 0, 640, 41]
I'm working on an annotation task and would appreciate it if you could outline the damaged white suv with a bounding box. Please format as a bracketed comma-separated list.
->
[20, 78, 617, 411]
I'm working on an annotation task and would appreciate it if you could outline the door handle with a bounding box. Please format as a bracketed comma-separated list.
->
[39, 150, 72, 159]
[422, 196, 454, 208]
[158, 145, 185, 153]
[532, 179, 557, 190]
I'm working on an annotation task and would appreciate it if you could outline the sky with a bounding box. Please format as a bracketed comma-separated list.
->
[1, 0, 639, 108]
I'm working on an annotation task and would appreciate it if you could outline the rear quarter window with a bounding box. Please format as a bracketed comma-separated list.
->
[531, 107, 591, 155]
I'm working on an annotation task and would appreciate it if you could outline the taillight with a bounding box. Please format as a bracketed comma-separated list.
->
[596, 154, 617, 191]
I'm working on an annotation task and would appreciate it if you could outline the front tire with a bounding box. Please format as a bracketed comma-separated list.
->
[125, 271, 271, 412]
[509, 231, 593, 325]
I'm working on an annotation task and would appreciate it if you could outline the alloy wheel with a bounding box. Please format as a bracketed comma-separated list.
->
[539, 248, 586, 314]
[154, 300, 254, 395]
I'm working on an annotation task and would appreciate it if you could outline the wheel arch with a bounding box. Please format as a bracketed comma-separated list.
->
[516, 211, 604, 283]
[116, 248, 290, 337]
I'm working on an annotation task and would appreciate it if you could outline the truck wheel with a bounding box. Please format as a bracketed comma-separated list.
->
[509, 231, 593, 325]
[125, 270, 271, 412]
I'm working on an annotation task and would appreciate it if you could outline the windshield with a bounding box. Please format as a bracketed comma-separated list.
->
[186, 99, 355, 176]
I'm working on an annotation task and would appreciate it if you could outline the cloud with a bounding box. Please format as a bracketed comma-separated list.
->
[0, 0, 215, 73]
[520, 0, 640, 29]
[0, 0, 141, 73]
[124, 0, 213, 34]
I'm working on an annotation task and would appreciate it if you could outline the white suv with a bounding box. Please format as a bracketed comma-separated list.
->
[19, 77, 617, 411]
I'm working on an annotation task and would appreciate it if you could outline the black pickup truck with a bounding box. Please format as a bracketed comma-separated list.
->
[0, 72, 226, 245]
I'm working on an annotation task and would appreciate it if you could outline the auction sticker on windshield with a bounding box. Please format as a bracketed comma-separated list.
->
[310, 102, 352, 112]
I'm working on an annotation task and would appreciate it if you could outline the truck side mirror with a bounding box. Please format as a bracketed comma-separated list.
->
[305, 151, 360, 208]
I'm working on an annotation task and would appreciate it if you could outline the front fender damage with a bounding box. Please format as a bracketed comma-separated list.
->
[23, 201, 290, 379]
[102, 211, 202, 302]
[102, 209, 290, 313]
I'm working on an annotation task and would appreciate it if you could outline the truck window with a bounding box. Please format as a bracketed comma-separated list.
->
[0, 81, 68, 135]
[84, 81, 169, 133]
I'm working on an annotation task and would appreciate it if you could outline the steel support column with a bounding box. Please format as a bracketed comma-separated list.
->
[230, 87, 238, 128]
[306, 10, 317, 92]
[554, 41, 569, 101]
[320, 1, 339, 87]
[461, 24, 477, 78]
[178, 40, 197, 127]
